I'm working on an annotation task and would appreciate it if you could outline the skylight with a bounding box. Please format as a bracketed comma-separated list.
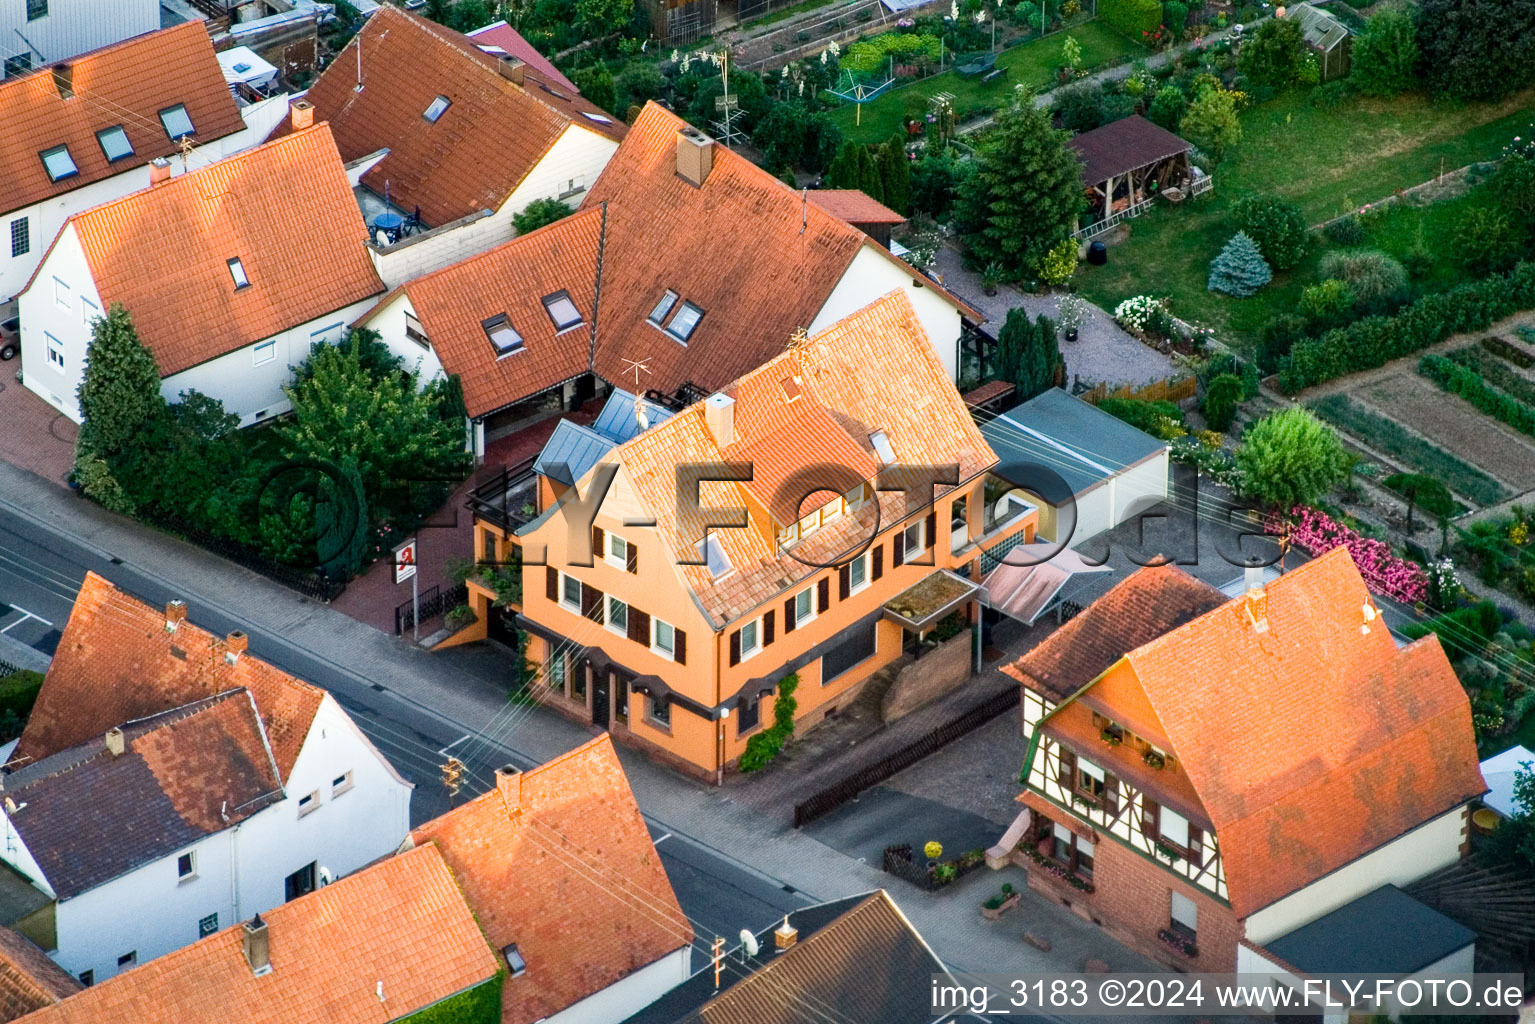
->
[780, 375, 802, 402]
[227, 257, 249, 289]
[698, 534, 733, 579]
[423, 95, 451, 123]
[39, 145, 77, 182]
[582, 111, 612, 124]
[870, 429, 896, 465]
[542, 292, 583, 331]
[483, 313, 523, 354]
[664, 302, 704, 343]
[647, 290, 678, 326]
[96, 125, 132, 162]
[502, 944, 526, 978]
[159, 104, 195, 141]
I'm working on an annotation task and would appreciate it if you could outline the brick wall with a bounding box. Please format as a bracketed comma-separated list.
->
[1090, 838, 1241, 972]
[880, 631, 972, 722]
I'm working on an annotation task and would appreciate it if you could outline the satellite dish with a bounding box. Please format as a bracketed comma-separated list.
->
[739, 929, 760, 957]
[319, 866, 334, 886]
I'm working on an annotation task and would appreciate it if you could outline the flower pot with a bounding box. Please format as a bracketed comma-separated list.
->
[1065, 328, 1078, 342]
[984, 284, 998, 296]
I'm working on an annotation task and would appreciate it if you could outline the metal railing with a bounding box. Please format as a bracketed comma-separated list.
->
[395, 582, 468, 637]
[465, 457, 538, 532]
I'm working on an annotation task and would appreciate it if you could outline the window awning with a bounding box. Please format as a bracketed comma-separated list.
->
[981, 544, 1111, 625]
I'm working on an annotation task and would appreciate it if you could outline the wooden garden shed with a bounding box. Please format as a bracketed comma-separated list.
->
[1066, 115, 1198, 237]
[1287, 3, 1352, 81]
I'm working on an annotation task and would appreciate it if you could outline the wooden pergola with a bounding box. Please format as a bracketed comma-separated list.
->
[1067, 115, 1194, 230]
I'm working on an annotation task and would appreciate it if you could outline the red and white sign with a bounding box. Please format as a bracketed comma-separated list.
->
[394, 538, 417, 584]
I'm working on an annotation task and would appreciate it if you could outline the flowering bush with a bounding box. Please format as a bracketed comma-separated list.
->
[1426, 558, 1462, 609]
[1270, 506, 1429, 604]
[1157, 928, 1198, 958]
[1113, 295, 1168, 333]
[1034, 238, 1079, 286]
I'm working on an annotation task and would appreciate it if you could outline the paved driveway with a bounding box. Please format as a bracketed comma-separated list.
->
[0, 375, 75, 487]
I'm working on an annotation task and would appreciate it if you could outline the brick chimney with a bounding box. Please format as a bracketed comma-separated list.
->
[225, 630, 248, 665]
[242, 915, 271, 975]
[1243, 588, 1269, 635]
[165, 599, 186, 632]
[496, 55, 526, 86]
[773, 915, 797, 950]
[149, 157, 172, 186]
[495, 764, 522, 810]
[105, 727, 124, 757]
[704, 393, 734, 448]
[289, 98, 314, 131]
[675, 127, 715, 188]
[51, 64, 74, 100]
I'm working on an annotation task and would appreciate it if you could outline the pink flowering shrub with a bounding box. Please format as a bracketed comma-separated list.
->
[1270, 506, 1428, 604]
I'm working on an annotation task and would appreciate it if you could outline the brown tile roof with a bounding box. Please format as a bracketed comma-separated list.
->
[1002, 564, 1228, 702]
[13, 844, 501, 1024]
[0, 23, 245, 219]
[805, 189, 907, 225]
[357, 207, 603, 419]
[4, 691, 283, 899]
[0, 927, 80, 1022]
[281, 7, 623, 227]
[15, 572, 324, 780]
[62, 123, 383, 376]
[610, 290, 995, 624]
[1112, 548, 1486, 916]
[1066, 114, 1188, 188]
[409, 735, 689, 1024]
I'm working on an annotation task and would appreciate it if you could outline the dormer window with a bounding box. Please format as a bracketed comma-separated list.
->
[40, 145, 77, 182]
[647, 290, 678, 326]
[542, 291, 583, 331]
[503, 944, 527, 977]
[870, 430, 896, 465]
[227, 257, 249, 289]
[96, 125, 133, 162]
[698, 533, 732, 579]
[159, 104, 195, 141]
[664, 302, 704, 343]
[423, 95, 451, 122]
[482, 313, 523, 354]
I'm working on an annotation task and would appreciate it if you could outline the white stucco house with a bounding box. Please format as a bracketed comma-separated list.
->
[18, 121, 384, 426]
[0, 572, 412, 986]
[1, 21, 290, 307]
[0, 0, 159, 78]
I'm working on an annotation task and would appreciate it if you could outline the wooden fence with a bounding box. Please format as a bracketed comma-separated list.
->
[1074, 374, 1196, 406]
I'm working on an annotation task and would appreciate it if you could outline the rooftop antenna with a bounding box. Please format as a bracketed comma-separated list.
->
[786, 326, 809, 351]
[709, 50, 744, 148]
[354, 31, 365, 92]
[800, 188, 807, 235]
[622, 357, 653, 429]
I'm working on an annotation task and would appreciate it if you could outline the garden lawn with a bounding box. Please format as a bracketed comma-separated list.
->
[1076, 87, 1535, 349]
[830, 21, 1142, 144]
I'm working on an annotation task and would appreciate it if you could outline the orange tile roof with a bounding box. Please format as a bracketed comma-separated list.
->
[61, 123, 383, 376]
[409, 735, 689, 1024]
[805, 189, 907, 225]
[1105, 548, 1486, 916]
[280, 7, 623, 227]
[13, 844, 500, 1024]
[15, 572, 324, 780]
[357, 207, 603, 419]
[0, 928, 80, 1022]
[0, 23, 245, 219]
[610, 290, 996, 624]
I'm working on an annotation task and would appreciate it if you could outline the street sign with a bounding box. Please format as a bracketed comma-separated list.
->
[394, 538, 417, 584]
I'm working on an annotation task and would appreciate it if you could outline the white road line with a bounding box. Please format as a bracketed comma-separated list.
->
[436, 734, 472, 757]
[652, 832, 673, 845]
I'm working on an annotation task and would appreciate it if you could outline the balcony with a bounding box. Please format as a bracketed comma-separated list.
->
[465, 459, 539, 532]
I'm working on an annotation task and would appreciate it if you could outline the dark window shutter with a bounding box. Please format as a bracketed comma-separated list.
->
[763, 609, 775, 646]
[545, 566, 558, 601]
[817, 577, 830, 613]
[628, 606, 650, 645]
[925, 510, 937, 549]
[872, 544, 883, 581]
[784, 597, 797, 633]
[893, 530, 905, 567]
[626, 542, 638, 574]
[1104, 774, 1119, 815]
[674, 629, 686, 665]
[1141, 796, 1160, 839]
[838, 564, 850, 600]
[1057, 746, 1076, 788]
[592, 525, 605, 563]
[581, 583, 603, 622]
[1187, 825, 1204, 865]
[729, 629, 741, 667]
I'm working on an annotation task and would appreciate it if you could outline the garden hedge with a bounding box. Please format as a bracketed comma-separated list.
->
[1099, 0, 1162, 40]
[1278, 261, 1535, 392]
[399, 976, 502, 1024]
[0, 671, 43, 723]
[1419, 354, 1535, 437]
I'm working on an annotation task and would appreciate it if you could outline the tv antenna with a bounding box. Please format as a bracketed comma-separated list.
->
[620, 357, 652, 389]
[786, 326, 809, 350]
[708, 49, 745, 148]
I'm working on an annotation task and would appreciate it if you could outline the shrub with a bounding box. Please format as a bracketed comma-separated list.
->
[1275, 506, 1429, 603]
[1420, 354, 1535, 438]
[512, 197, 573, 234]
[1350, 8, 1418, 96]
[1298, 279, 1356, 328]
[1382, 472, 1455, 531]
[1098, 0, 1161, 38]
[1235, 406, 1353, 509]
[1237, 16, 1305, 88]
[1147, 84, 1187, 130]
[1416, 0, 1535, 102]
[1232, 193, 1308, 270]
[1309, 79, 1353, 109]
[738, 673, 800, 772]
[1323, 216, 1365, 247]
[1318, 249, 1407, 310]
[1163, 0, 1188, 39]
[1449, 345, 1535, 406]
[1207, 231, 1272, 297]
[1035, 237, 1079, 286]
[0, 671, 43, 727]
[1257, 313, 1306, 374]
[1201, 372, 1244, 431]
[1454, 208, 1523, 277]
[1097, 397, 1187, 440]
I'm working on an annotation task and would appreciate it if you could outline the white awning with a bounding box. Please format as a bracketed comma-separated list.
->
[1481, 744, 1534, 818]
[980, 543, 1111, 624]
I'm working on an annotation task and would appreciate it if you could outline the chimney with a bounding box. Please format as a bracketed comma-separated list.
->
[165, 599, 186, 632]
[675, 127, 715, 188]
[496, 55, 526, 86]
[242, 915, 271, 975]
[51, 64, 74, 100]
[225, 630, 248, 665]
[773, 916, 797, 951]
[704, 393, 735, 448]
[149, 158, 172, 186]
[105, 727, 124, 757]
[1244, 563, 1264, 594]
[1243, 588, 1269, 635]
[289, 98, 314, 131]
[495, 764, 522, 810]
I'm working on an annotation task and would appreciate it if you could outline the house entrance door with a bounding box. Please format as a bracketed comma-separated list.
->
[592, 670, 610, 729]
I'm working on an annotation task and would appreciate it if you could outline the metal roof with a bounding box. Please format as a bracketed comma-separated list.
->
[533, 388, 674, 485]
[981, 388, 1167, 499]
[1291, 3, 1350, 52]
[592, 387, 674, 443]
[1265, 884, 1476, 974]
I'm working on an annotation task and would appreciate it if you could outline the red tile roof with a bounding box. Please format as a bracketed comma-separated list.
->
[62, 124, 384, 376]
[409, 735, 690, 1024]
[0, 23, 245, 219]
[0, 928, 80, 1022]
[1107, 548, 1486, 916]
[465, 21, 579, 94]
[611, 290, 995, 624]
[15, 572, 325, 780]
[13, 845, 501, 1024]
[357, 207, 603, 419]
[805, 189, 907, 225]
[281, 7, 623, 227]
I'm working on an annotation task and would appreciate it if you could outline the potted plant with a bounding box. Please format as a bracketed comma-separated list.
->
[1058, 292, 1086, 342]
[924, 840, 944, 867]
[981, 263, 1003, 296]
[1099, 727, 1122, 746]
[1143, 749, 1166, 770]
[981, 883, 1021, 920]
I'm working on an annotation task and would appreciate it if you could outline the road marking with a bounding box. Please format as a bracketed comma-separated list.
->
[652, 831, 673, 845]
[0, 605, 48, 633]
[436, 735, 472, 757]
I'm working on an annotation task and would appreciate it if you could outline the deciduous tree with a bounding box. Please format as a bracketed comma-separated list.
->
[1350, 8, 1419, 97]
[1231, 193, 1307, 270]
[1416, 0, 1535, 102]
[1234, 406, 1352, 508]
[1178, 85, 1241, 166]
[1237, 16, 1305, 88]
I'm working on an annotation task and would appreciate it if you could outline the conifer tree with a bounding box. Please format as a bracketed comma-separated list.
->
[877, 135, 911, 216]
[1207, 231, 1272, 297]
[75, 303, 165, 464]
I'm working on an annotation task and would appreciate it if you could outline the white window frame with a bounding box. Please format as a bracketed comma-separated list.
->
[81, 297, 98, 327]
[605, 533, 629, 570]
[45, 333, 64, 370]
[846, 483, 868, 509]
[227, 258, 249, 289]
[739, 617, 761, 661]
[176, 850, 196, 881]
[331, 770, 354, 797]
[1159, 806, 1190, 849]
[53, 276, 69, 312]
[848, 551, 871, 595]
[903, 519, 925, 555]
[252, 340, 276, 367]
[793, 588, 815, 628]
[651, 617, 675, 660]
[296, 790, 319, 818]
[605, 595, 628, 636]
[560, 572, 582, 612]
[1170, 891, 1198, 935]
[542, 291, 583, 332]
[870, 429, 896, 465]
[820, 496, 845, 524]
[776, 522, 799, 549]
[698, 533, 733, 580]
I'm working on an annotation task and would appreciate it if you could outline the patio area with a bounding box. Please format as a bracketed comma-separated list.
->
[0, 375, 77, 487]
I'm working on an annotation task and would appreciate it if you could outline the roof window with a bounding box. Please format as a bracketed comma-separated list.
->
[582, 111, 612, 124]
[664, 301, 704, 343]
[698, 533, 733, 579]
[870, 429, 896, 465]
[483, 313, 523, 354]
[39, 144, 77, 182]
[542, 291, 583, 331]
[647, 290, 678, 326]
[503, 944, 527, 977]
[780, 375, 802, 402]
[423, 95, 451, 122]
[159, 104, 195, 141]
[96, 125, 133, 162]
[227, 257, 250, 289]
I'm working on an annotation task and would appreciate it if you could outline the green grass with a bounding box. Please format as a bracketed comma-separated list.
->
[830, 21, 1143, 144]
[1075, 87, 1535, 349]
[1307, 393, 1512, 506]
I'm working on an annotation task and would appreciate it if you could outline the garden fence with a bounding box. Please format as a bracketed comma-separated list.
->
[881, 843, 989, 890]
[0, 657, 26, 679]
[144, 516, 348, 603]
[792, 684, 1020, 827]
[395, 582, 469, 637]
[1075, 374, 1195, 406]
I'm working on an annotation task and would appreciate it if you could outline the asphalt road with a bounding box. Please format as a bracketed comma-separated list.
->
[0, 504, 810, 950]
